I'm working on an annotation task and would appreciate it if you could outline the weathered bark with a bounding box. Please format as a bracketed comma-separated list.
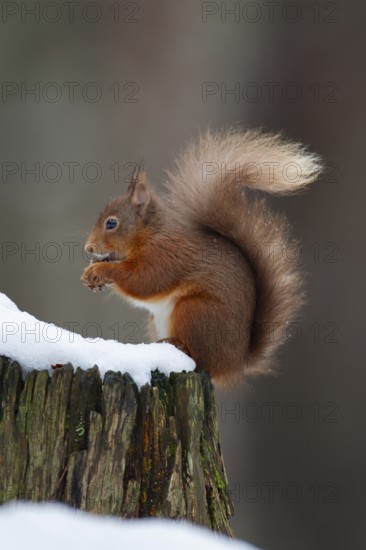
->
[0, 355, 233, 535]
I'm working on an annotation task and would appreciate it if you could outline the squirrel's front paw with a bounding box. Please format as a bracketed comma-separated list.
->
[81, 263, 113, 292]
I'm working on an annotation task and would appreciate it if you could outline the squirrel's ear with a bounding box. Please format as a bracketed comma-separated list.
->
[128, 171, 150, 208]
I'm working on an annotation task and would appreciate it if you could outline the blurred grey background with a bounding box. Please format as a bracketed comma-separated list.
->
[0, 1, 364, 549]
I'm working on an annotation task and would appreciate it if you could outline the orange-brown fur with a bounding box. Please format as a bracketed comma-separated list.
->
[81, 129, 322, 387]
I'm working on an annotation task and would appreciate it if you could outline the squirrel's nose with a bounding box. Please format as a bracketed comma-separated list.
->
[85, 243, 96, 256]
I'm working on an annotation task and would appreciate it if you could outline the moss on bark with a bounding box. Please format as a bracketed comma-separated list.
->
[0, 355, 233, 536]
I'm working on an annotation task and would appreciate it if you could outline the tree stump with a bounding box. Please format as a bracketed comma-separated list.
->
[0, 355, 233, 536]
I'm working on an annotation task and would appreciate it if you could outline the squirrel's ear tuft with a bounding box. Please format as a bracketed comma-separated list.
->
[129, 171, 150, 207]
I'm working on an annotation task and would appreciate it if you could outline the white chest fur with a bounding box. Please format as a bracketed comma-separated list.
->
[126, 295, 175, 340]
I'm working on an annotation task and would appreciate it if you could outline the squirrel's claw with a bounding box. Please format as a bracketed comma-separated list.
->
[89, 284, 105, 292]
[81, 263, 111, 292]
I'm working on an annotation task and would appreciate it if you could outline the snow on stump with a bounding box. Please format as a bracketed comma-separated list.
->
[0, 355, 234, 536]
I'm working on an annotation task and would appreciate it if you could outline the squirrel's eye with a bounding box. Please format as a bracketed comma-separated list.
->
[105, 218, 118, 230]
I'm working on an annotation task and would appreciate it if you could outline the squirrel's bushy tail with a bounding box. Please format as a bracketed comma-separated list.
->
[166, 128, 322, 376]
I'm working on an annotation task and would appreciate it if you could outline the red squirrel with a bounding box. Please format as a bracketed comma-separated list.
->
[81, 129, 321, 386]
